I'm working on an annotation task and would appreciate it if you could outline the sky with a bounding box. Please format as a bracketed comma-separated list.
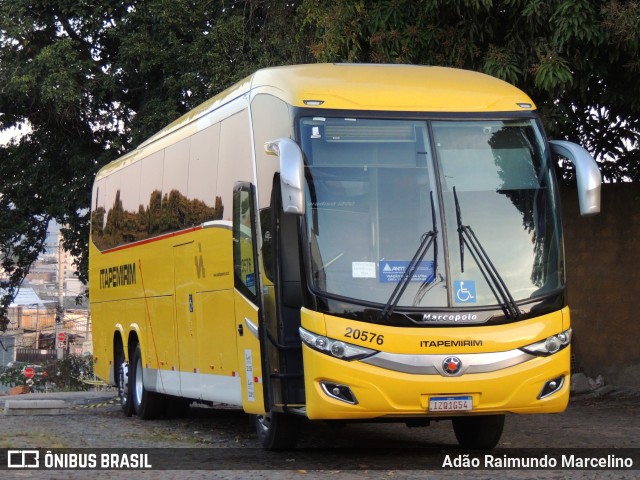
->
[0, 123, 31, 145]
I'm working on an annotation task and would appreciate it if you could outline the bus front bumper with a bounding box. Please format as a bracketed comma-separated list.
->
[302, 343, 570, 420]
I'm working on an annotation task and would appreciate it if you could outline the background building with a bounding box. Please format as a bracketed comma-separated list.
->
[1, 229, 89, 367]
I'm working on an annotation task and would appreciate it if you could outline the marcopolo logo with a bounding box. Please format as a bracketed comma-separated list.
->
[420, 313, 479, 323]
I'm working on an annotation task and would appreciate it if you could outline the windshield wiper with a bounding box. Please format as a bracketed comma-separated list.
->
[453, 186, 521, 319]
[380, 191, 438, 321]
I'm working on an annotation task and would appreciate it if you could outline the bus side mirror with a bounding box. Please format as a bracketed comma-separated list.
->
[549, 140, 602, 216]
[265, 138, 306, 215]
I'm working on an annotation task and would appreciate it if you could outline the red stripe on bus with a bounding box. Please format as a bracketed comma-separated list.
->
[99, 225, 204, 254]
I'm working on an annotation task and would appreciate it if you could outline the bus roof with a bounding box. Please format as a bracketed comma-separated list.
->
[252, 63, 535, 112]
[146, 64, 536, 148]
[97, 64, 536, 179]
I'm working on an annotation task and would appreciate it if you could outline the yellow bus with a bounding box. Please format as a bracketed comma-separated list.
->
[89, 64, 601, 449]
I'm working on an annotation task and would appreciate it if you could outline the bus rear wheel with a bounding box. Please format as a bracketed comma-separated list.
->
[116, 348, 133, 417]
[254, 411, 301, 450]
[131, 344, 163, 419]
[452, 414, 505, 449]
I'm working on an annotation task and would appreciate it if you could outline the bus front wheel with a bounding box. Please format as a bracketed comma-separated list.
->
[452, 414, 505, 449]
[254, 411, 301, 450]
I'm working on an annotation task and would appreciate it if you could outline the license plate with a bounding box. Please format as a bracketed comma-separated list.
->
[429, 396, 473, 412]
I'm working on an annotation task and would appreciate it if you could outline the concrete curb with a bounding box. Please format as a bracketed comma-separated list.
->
[3, 399, 70, 416]
[0, 391, 118, 410]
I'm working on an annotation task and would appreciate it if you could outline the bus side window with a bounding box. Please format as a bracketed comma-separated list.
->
[233, 183, 258, 301]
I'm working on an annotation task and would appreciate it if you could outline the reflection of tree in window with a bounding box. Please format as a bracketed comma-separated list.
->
[90, 207, 105, 241]
[490, 126, 556, 288]
[148, 190, 162, 235]
[240, 196, 251, 227]
[91, 189, 224, 251]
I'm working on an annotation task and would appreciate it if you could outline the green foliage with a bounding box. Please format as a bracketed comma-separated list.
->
[0, 363, 48, 390]
[44, 354, 95, 392]
[1, 0, 639, 325]
[299, 0, 640, 183]
[0, 0, 306, 330]
[0, 355, 95, 392]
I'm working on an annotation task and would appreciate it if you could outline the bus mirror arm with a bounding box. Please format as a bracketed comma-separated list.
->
[265, 138, 306, 215]
[549, 140, 602, 216]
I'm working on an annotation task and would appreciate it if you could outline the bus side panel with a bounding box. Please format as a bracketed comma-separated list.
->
[234, 289, 265, 414]
[89, 101, 254, 406]
[195, 289, 241, 405]
[188, 223, 243, 405]
[89, 299, 121, 384]
[173, 241, 199, 398]
[140, 294, 179, 396]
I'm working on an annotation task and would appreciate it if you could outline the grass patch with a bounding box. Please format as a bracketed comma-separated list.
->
[0, 428, 69, 448]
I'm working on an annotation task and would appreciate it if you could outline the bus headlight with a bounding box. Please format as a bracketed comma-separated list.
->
[520, 328, 572, 356]
[299, 327, 377, 361]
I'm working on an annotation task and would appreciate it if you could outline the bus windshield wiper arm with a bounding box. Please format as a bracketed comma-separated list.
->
[453, 186, 521, 319]
[380, 191, 438, 321]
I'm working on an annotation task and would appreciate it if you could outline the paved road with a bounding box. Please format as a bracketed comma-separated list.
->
[1, 386, 639, 479]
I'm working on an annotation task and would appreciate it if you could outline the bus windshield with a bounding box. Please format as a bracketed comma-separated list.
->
[299, 116, 564, 316]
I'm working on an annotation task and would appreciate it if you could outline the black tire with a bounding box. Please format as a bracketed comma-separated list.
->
[131, 344, 163, 420]
[452, 414, 505, 450]
[115, 345, 133, 417]
[254, 411, 302, 450]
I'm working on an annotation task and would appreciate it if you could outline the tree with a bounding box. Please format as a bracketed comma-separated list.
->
[0, 0, 305, 331]
[299, 0, 640, 182]
[3, 0, 638, 331]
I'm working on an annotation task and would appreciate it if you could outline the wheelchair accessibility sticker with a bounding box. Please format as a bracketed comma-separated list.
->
[454, 280, 476, 303]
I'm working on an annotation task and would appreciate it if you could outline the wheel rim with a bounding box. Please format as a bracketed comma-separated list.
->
[255, 413, 272, 437]
[135, 355, 144, 405]
[119, 362, 129, 406]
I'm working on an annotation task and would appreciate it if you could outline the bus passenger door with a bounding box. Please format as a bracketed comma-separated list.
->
[233, 183, 266, 414]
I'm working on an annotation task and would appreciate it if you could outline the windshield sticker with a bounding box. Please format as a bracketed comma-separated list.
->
[454, 280, 476, 303]
[379, 261, 434, 283]
[352, 262, 377, 278]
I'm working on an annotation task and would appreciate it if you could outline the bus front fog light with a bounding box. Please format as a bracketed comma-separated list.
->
[320, 381, 358, 405]
[538, 375, 565, 399]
